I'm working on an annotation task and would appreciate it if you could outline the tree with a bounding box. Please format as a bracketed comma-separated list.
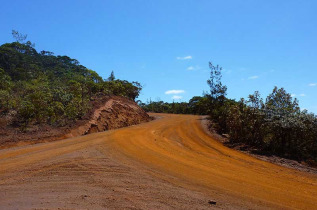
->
[207, 62, 227, 102]
[108, 71, 115, 81]
[248, 91, 263, 109]
[265, 86, 299, 114]
[206, 62, 228, 132]
[188, 96, 209, 115]
[130, 81, 142, 100]
[12, 30, 27, 43]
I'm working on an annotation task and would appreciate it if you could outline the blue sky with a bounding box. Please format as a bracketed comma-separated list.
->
[1, 0, 317, 113]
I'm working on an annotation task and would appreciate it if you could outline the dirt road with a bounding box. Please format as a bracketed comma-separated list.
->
[0, 114, 316, 209]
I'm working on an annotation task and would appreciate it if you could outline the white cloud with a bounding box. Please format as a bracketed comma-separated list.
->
[176, 55, 192, 60]
[248, 75, 259, 80]
[309, 83, 317, 87]
[165, 90, 185, 95]
[291, 93, 306, 97]
[187, 65, 200, 71]
[172, 95, 182, 100]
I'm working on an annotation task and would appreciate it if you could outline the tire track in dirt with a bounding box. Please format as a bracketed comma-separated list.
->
[0, 113, 316, 209]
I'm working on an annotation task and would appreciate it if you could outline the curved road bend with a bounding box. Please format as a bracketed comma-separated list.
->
[0, 113, 316, 209]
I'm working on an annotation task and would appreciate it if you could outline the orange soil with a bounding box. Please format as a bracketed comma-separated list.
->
[0, 113, 316, 209]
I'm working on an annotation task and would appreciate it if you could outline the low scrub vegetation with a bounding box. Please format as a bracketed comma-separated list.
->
[0, 31, 142, 129]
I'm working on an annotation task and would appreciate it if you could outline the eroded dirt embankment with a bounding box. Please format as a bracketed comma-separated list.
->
[0, 96, 151, 148]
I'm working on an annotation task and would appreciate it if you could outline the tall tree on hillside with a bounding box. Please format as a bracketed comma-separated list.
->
[12, 30, 27, 43]
[206, 61, 228, 132]
[108, 71, 115, 81]
[207, 62, 227, 103]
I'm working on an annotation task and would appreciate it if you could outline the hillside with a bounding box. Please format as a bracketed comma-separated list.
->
[0, 37, 151, 147]
[0, 39, 143, 131]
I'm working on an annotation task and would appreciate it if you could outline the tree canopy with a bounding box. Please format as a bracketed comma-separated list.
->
[0, 33, 142, 128]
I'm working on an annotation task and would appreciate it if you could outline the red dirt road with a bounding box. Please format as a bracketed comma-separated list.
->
[0, 114, 316, 209]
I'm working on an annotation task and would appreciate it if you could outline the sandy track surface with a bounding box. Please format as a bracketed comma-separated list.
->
[0, 113, 316, 209]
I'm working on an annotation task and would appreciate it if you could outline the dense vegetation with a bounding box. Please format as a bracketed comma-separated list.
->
[138, 96, 209, 115]
[0, 31, 142, 129]
[141, 63, 317, 164]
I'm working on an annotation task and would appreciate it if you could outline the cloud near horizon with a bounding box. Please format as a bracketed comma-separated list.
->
[165, 89, 185, 94]
[187, 65, 200, 71]
[291, 93, 306, 97]
[171, 95, 182, 100]
[176, 55, 192, 60]
[248, 75, 259, 80]
[309, 83, 317, 86]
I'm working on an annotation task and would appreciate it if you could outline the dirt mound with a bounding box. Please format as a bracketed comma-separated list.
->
[0, 95, 151, 148]
[66, 96, 151, 137]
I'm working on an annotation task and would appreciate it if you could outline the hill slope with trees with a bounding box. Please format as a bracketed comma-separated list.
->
[0, 31, 148, 146]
